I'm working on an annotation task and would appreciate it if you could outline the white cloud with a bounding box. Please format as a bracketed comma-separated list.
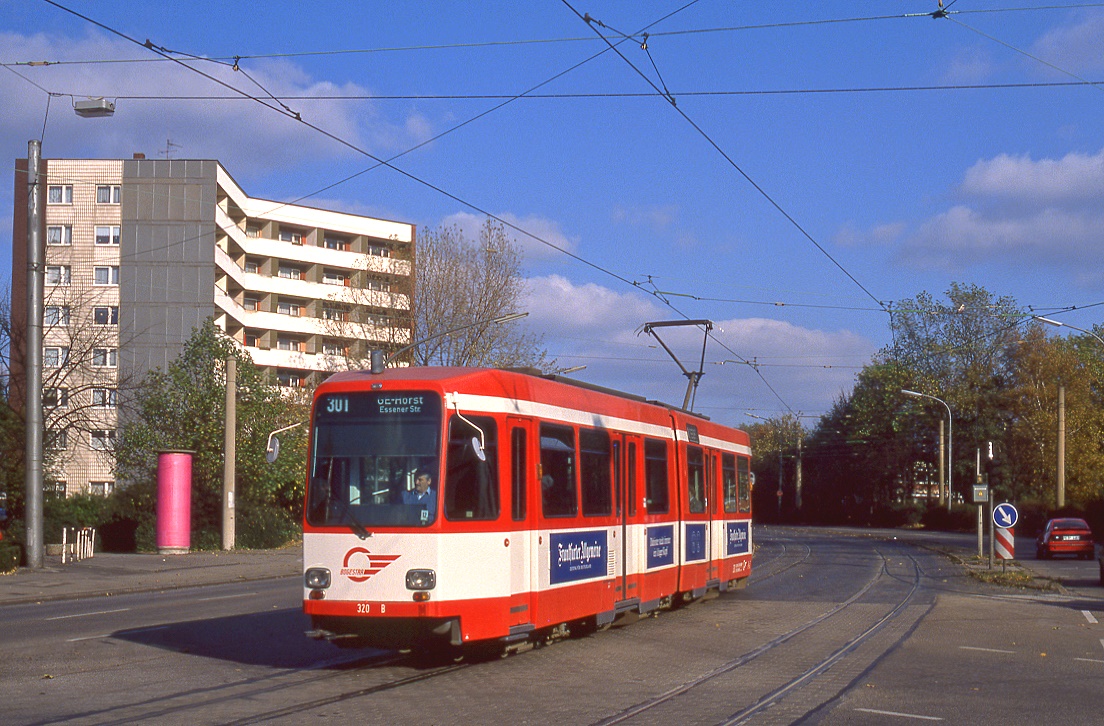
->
[611, 204, 679, 231]
[0, 31, 431, 175]
[520, 275, 875, 423]
[854, 148, 1104, 279]
[1031, 11, 1104, 74]
[438, 211, 578, 261]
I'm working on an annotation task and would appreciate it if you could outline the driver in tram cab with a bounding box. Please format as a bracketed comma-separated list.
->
[403, 469, 437, 521]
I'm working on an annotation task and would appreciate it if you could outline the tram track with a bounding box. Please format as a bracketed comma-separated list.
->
[592, 543, 927, 725]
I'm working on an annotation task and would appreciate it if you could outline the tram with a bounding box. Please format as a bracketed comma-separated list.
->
[301, 366, 753, 651]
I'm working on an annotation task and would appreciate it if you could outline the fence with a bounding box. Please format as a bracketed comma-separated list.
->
[61, 527, 96, 563]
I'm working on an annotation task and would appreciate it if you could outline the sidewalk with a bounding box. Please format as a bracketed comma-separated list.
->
[0, 543, 302, 606]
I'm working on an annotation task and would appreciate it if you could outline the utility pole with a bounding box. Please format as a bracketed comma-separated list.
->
[222, 357, 236, 550]
[1056, 384, 1065, 509]
[938, 419, 946, 506]
[24, 140, 45, 569]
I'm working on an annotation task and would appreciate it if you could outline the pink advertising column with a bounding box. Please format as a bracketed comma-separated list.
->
[156, 450, 194, 555]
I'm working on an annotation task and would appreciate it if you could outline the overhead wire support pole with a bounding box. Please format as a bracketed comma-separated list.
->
[642, 319, 712, 412]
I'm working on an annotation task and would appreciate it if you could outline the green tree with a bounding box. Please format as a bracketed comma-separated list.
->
[114, 320, 306, 546]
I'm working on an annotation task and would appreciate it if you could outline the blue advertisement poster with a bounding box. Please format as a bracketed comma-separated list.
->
[726, 522, 750, 556]
[685, 524, 707, 562]
[646, 525, 675, 569]
[550, 531, 608, 585]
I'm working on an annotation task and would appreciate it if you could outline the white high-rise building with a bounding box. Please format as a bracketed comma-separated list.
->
[11, 156, 416, 497]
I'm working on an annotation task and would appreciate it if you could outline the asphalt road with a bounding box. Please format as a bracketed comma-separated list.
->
[1, 526, 1101, 724]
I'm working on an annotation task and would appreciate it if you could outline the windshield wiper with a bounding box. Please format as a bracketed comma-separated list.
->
[323, 458, 371, 540]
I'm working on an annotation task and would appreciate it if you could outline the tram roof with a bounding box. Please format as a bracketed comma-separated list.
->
[322, 365, 719, 424]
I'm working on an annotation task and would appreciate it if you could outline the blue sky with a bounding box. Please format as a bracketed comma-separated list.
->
[3, 1, 1103, 428]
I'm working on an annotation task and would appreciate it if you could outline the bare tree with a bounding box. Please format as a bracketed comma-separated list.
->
[409, 218, 549, 369]
[3, 281, 139, 491]
[319, 218, 550, 372]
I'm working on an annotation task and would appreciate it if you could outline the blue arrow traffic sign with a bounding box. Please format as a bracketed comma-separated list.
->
[993, 502, 1019, 529]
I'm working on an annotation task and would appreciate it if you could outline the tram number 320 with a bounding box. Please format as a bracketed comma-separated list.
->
[357, 602, 384, 614]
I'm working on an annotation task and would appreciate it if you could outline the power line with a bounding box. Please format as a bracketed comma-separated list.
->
[564, 1, 889, 317]
[15, 4, 1104, 66]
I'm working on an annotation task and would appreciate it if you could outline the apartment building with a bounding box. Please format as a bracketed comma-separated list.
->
[11, 157, 415, 497]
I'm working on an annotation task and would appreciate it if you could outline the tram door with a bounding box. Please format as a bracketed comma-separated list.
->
[507, 418, 533, 628]
[612, 434, 642, 605]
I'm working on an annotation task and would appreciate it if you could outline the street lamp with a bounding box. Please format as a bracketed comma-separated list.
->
[1033, 316, 1104, 348]
[902, 389, 954, 511]
[24, 101, 117, 568]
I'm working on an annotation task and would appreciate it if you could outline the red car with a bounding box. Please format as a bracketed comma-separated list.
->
[1036, 518, 1095, 560]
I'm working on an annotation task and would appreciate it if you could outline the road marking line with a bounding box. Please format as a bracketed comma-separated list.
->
[67, 625, 168, 643]
[67, 634, 112, 642]
[1083, 610, 1098, 624]
[1075, 657, 1104, 664]
[958, 646, 1015, 654]
[855, 708, 943, 721]
[197, 592, 257, 602]
[47, 608, 130, 621]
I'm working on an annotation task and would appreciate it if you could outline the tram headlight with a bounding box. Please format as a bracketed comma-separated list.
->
[405, 569, 436, 591]
[305, 567, 331, 590]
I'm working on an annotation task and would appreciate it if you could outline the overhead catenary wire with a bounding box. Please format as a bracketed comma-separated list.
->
[562, 1, 889, 318]
[12, 3, 1104, 66]
[33, 0, 785, 410]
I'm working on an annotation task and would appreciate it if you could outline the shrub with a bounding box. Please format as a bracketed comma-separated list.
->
[237, 504, 301, 549]
[0, 537, 21, 572]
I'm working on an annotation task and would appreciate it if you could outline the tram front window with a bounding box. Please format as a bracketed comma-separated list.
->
[307, 392, 442, 528]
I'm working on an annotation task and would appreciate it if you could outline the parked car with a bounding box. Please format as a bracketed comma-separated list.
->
[1036, 518, 1095, 560]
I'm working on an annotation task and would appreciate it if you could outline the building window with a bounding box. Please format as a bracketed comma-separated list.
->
[44, 346, 69, 368]
[45, 306, 71, 326]
[96, 185, 121, 204]
[244, 331, 260, 347]
[93, 306, 119, 325]
[279, 229, 304, 245]
[276, 370, 306, 388]
[243, 296, 259, 311]
[367, 244, 391, 258]
[44, 387, 69, 408]
[246, 225, 260, 238]
[94, 225, 121, 245]
[92, 348, 118, 368]
[93, 266, 120, 285]
[89, 481, 114, 496]
[321, 304, 349, 322]
[48, 428, 68, 451]
[46, 225, 73, 246]
[90, 429, 117, 451]
[46, 265, 71, 286]
[276, 300, 301, 317]
[322, 270, 347, 286]
[277, 265, 302, 280]
[322, 340, 347, 356]
[244, 259, 259, 274]
[364, 278, 392, 292]
[277, 337, 304, 352]
[92, 388, 118, 408]
[323, 236, 349, 251]
[47, 185, 73, 204]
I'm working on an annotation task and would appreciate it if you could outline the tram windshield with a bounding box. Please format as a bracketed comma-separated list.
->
[306, 391, 442, 529]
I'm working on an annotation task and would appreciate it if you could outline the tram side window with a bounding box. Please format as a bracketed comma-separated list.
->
[738, 456, 752, 513]
[644, 438, 669, 514]
[687, 446, 706, 513]
[579, 428, 612, 516]
[722, 453, 738, 513]
[511, 427, 527, 521]
[445, 415, 499, 521]
[540, 424, 577, 517]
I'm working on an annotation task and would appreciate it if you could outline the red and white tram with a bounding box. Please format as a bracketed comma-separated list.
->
[302, 366, 753, 650]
